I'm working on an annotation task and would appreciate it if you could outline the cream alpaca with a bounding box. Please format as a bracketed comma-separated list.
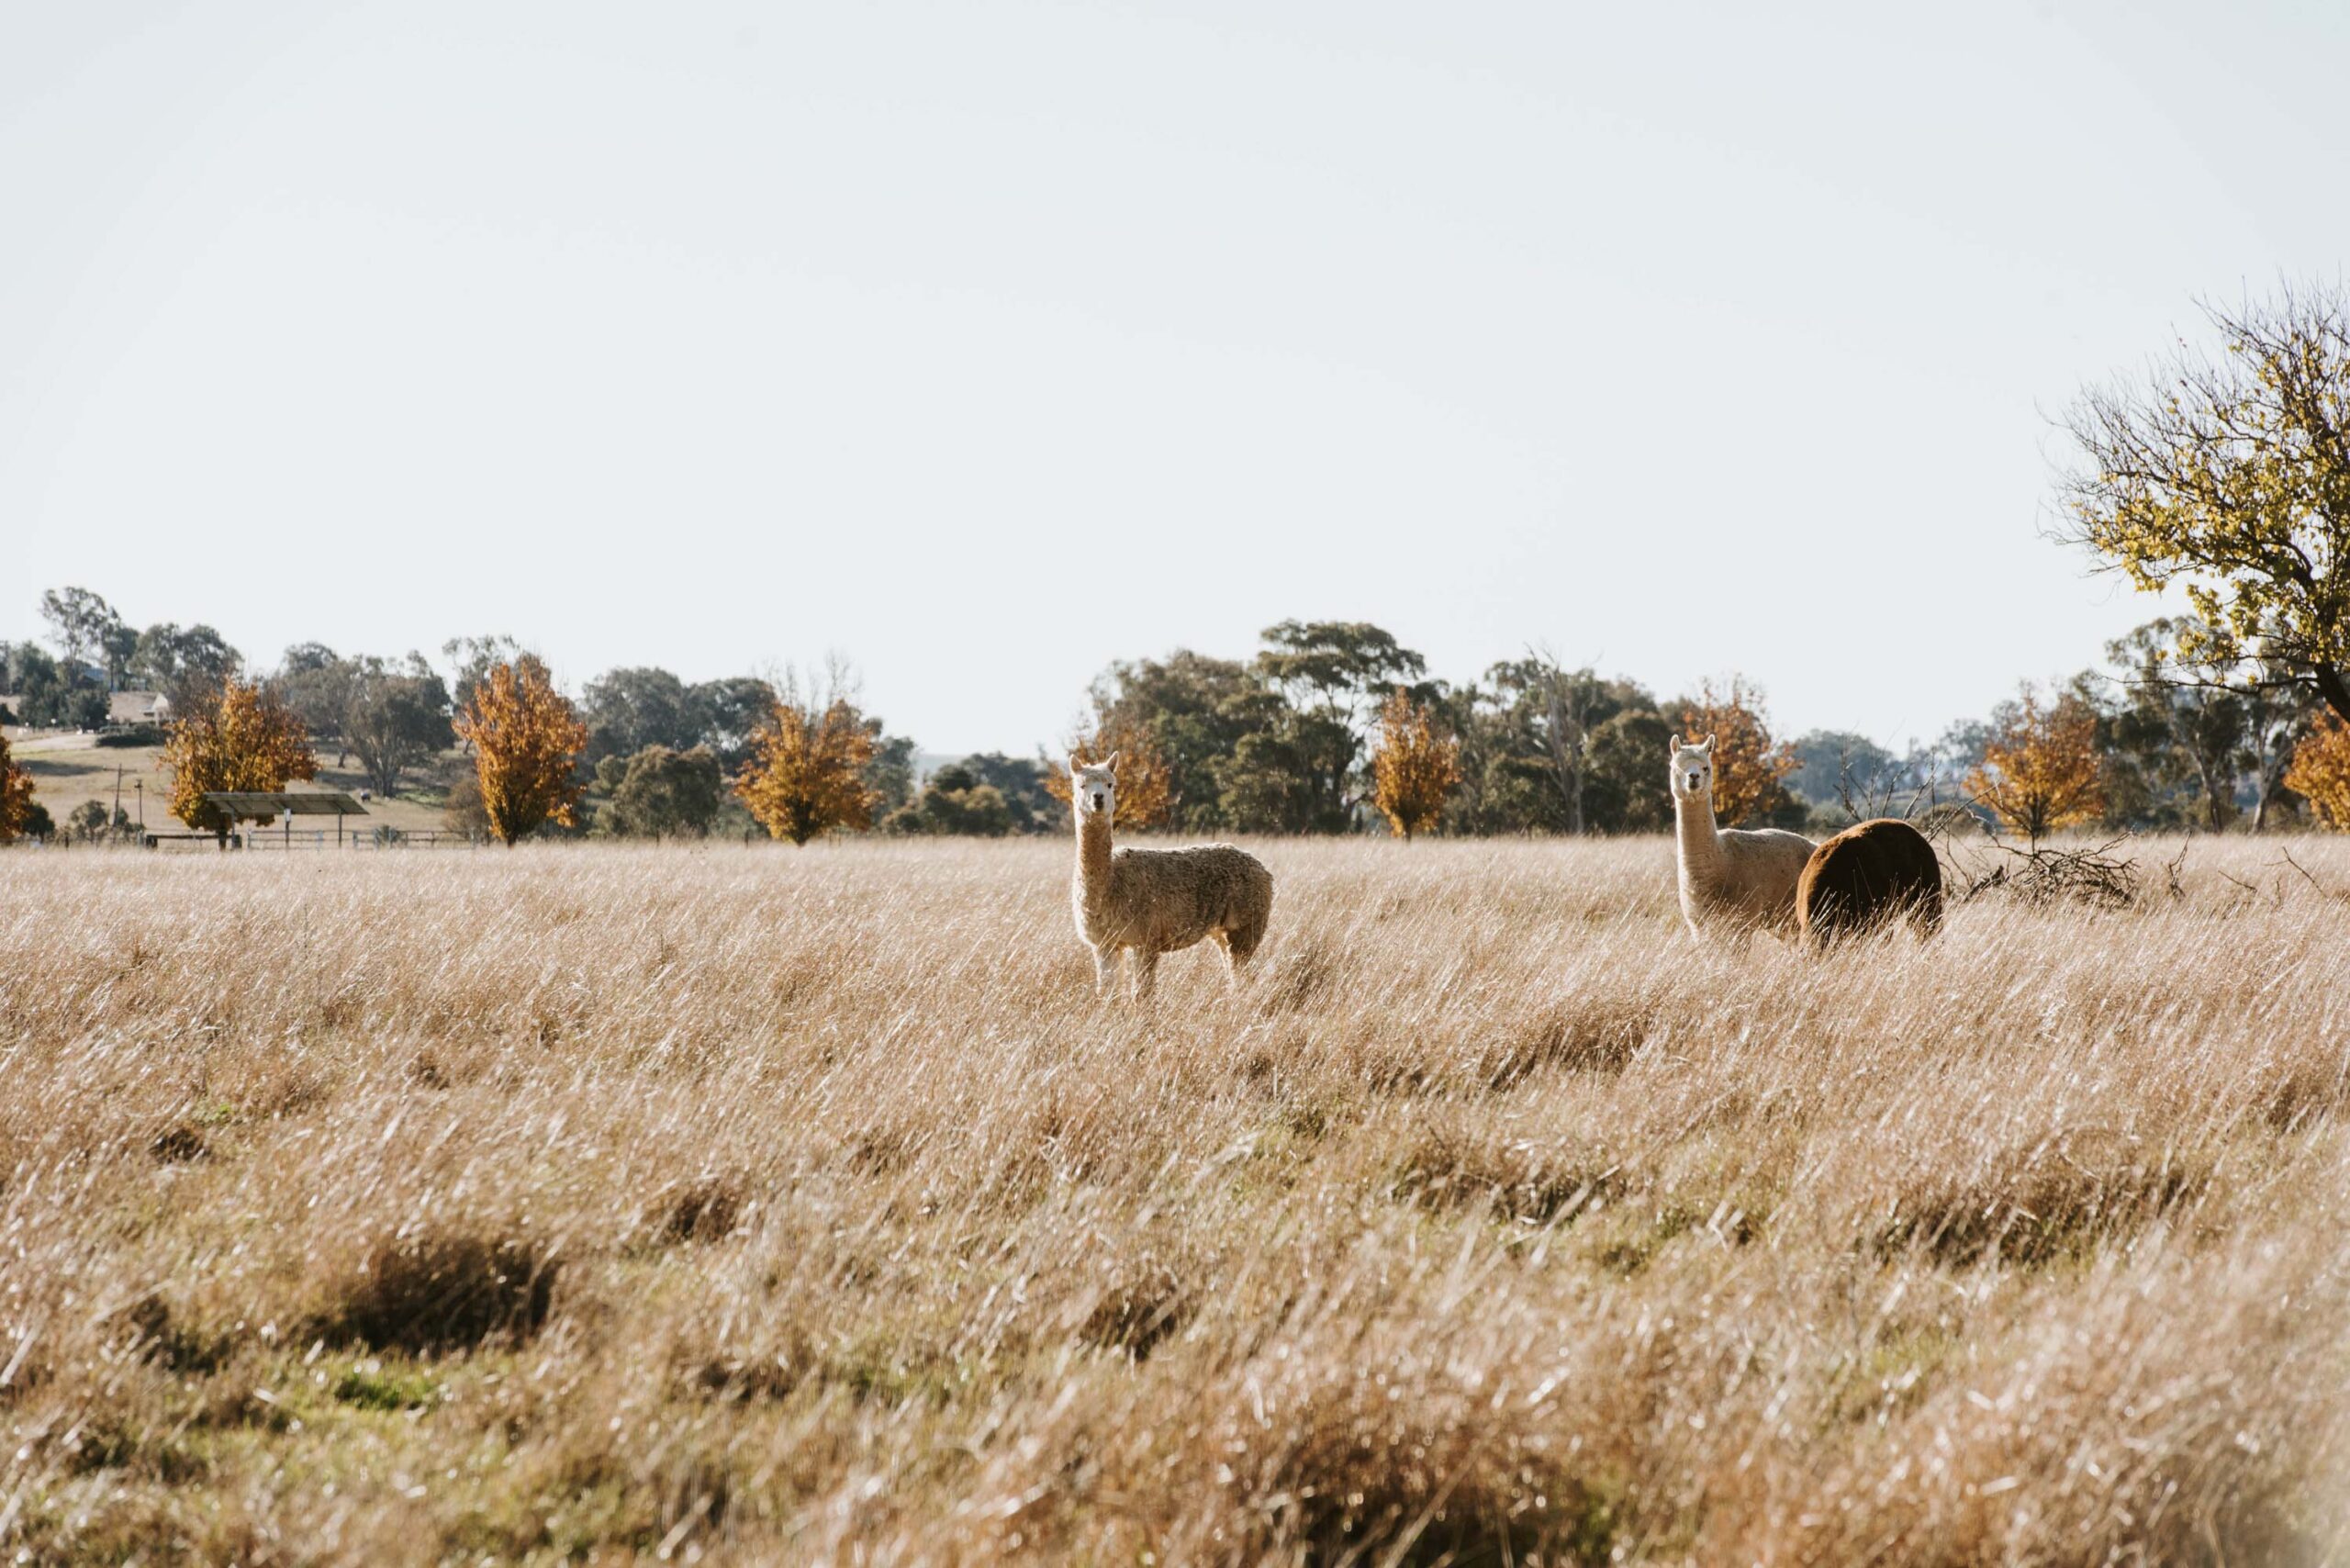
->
[1669, 734, 1817, 940]
[1069, 756, 1273, 1000]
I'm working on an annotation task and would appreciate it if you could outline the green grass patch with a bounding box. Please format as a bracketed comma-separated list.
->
[330, 1361, 442, 1413]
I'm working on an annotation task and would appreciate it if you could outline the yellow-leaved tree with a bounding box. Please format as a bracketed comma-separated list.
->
[1371, 688, 1460, 840]
[162, 677, 319, 836]
[1043, 707, 1173, 829]
[453, 655, 588, 846]
[2284, 711, 2350, 829]
[0, 731, 35, 845]
[1679, 676, 1797, 826]
[2061, 283, 2350, 725]
[1965, 685, 2104, 847]
[734, 672, 878, 846]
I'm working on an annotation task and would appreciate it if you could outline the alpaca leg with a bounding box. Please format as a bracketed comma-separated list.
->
[1131, 948, 1161, 1002]
[1210, 929, 1243, 990]
[1091, 946, 1116, 996]
[1220, 920, 1265, 988]
[1684, 914, 1738, 946]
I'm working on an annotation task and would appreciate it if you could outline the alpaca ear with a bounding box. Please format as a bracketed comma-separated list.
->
[1700, 734, 1718, 753]
[1102, 751, 1120, 774]
[1669, 733, 1682, 752]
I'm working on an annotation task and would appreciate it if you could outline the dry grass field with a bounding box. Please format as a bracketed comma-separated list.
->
[2, 834, 2347, 1564]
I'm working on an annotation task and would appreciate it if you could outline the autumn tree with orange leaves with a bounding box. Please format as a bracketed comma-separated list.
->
[0, 732, 35, 845]
[2284, 711, 2350, 829]
[735, 670, 879, 846]
[1678, 676, 1797, 826]
[1044, 708, 1174, 830]
[1371, 688, 1460, 840]
[454, 655, 588, 846]
[162, 677, 319, 836]
[1965, 685, 2105, 847]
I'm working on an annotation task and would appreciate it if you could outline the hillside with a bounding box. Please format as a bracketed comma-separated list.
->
[6, 729, 462, 840]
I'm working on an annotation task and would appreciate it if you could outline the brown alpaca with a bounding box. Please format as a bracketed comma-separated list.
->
[1796, 817, 1943, 950]
[1069, 756, 1273, 1001]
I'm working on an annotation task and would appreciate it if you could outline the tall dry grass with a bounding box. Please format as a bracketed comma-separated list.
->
[0, 833, 2345, 1564]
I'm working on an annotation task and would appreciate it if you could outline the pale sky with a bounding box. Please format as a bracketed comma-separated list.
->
[5, 2, 2345, 756]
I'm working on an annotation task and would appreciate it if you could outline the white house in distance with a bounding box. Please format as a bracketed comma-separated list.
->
[0, 688, 169, 734]
[108, 691, 170, 725]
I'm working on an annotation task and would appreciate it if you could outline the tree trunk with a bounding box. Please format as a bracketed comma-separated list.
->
[2314, 664, 2350, 728]
[2190, 753, 2225, 832]
[2253, 724, 2297, 831]
[1544, 674, 1585, 835]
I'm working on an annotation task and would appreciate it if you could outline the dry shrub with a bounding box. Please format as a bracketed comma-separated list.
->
[1068, 1254, 1194, 1360]
[691, 1349, 803, 1405]
[1483, 991, 1660, 1089]
[118, 1294, 229, 1375]
[1878, 1127, 2210, 1267]
[957, 1268, 1664, 1566]
[147, 1123, 207, 1163]
[1232, 1369, 1622, 1565]
[1262, 933, 1347, 1012]
[1031, 1216, 1226, 1366]
[647, 1174, 750, 1246]
[2261, 1054, 2350, 1132]
[312, 1227, 560, 1354]
[1393, 1118, 1623, 1225]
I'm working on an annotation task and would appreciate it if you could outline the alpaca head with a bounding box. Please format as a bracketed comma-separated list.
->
[1070, 754, 1119, 820]
[1667, 734, 1717, 801]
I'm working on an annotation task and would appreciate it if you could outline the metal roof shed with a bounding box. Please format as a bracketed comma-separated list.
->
[200, 790, 370, 846]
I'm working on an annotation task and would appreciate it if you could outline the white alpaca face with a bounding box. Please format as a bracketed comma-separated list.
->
[1668, 734, 1717, 800]
[1071, 760, 1115, 819]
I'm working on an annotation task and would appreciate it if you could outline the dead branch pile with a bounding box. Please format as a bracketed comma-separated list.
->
[1958, 837, 2141, 910]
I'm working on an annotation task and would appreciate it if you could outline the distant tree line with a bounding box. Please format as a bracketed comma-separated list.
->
[0, 587, 241, 728]
[755, 610, 2350, 840]
[557, 663, 917, 841]
[3, 606, 2347, 846]
[1773, 620, 2330, 841]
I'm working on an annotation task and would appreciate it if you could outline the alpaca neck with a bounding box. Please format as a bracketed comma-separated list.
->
[1076, 812, 1113, 901]
[1674, 791, 1724, 882]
